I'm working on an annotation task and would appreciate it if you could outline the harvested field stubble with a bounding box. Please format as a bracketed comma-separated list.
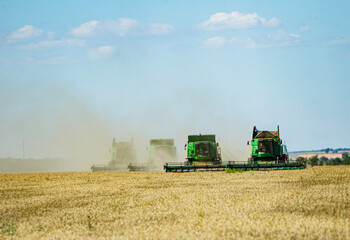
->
[0, 166, 349, 239]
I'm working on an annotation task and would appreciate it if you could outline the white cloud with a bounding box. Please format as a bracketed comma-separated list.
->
[70, 18, 174, 37]
[229, 37, 261, 49]
[203, 31, 303, 49]
[1, 56, 76, 65]
[325, 39, 350, 46]
[203, 37, 227, 48]
[147, 23, 175, 35]
[70, 20, 100, 37]
[202, 37, 260, 49]
[299, 25, 310, 32]
[0, 58, 12, 64]
[7, 25, 43, 42]
[289, 33, 300, 38]
[46, 31, 56, 39]
[198, 11, 279, 30]
[104, 18, 141, 36]
[88, 45, 115, 60]
[18, 39, 86, 49]
[117, 18, 139, 30]
[5, 25, 85, 51]
[267, 31, 300, 41]
[24, 56, 73, 65]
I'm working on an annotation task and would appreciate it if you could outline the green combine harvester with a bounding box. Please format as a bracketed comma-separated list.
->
[164, 128, 305, 172]
[164, 134, 227, 172]
[91, 138, 137, 172]
[128, 138, 176, 171]
[226, 126, 305, 171]
[185, 134, 222, 165]
[249, 125, 288, 163]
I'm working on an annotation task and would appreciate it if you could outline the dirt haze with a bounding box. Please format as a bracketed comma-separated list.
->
[0, 79, 250, 172]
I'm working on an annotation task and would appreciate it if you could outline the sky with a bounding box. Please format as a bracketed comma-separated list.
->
[0, 0, 349, 166]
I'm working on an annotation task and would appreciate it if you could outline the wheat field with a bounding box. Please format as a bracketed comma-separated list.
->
[0, 166, 349, 239]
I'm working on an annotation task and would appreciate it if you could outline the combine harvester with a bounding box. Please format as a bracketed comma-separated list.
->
[164, 134, 227, 172]
[91, 138, 136, 172]
[227, 126, 305, 171]
[164, 128, 305, 172]
[128, 138, 176, 171]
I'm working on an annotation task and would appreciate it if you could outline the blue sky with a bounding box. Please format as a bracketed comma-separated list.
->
[0, 0, 349, 162]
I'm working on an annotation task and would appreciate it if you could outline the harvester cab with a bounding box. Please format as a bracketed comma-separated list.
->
[184, 134, 222, 165]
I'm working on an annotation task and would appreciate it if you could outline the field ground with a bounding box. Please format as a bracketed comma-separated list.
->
[0, 166, 349, 239]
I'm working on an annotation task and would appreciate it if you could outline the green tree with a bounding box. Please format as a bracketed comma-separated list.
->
[331, 157, 342, 165]
[296, 157, 307, 165]
[343, 155, 350, 165]
[309, 155, 319, 166]
[319, 156, 328, 166]
[326, 158, 333, 165]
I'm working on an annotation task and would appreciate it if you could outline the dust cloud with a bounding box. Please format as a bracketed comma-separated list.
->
[0, 78, 251, 172]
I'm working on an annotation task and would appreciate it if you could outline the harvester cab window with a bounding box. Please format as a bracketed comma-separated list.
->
[195, 142, 210, 157]
[258, 140, 273, 154]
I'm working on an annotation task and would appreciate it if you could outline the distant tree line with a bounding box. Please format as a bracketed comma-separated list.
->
[296, 154, 350, 167]
[291, 148, 350, 153]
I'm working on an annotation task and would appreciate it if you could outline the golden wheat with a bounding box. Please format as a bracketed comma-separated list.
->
[0, 166, 349, 239]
